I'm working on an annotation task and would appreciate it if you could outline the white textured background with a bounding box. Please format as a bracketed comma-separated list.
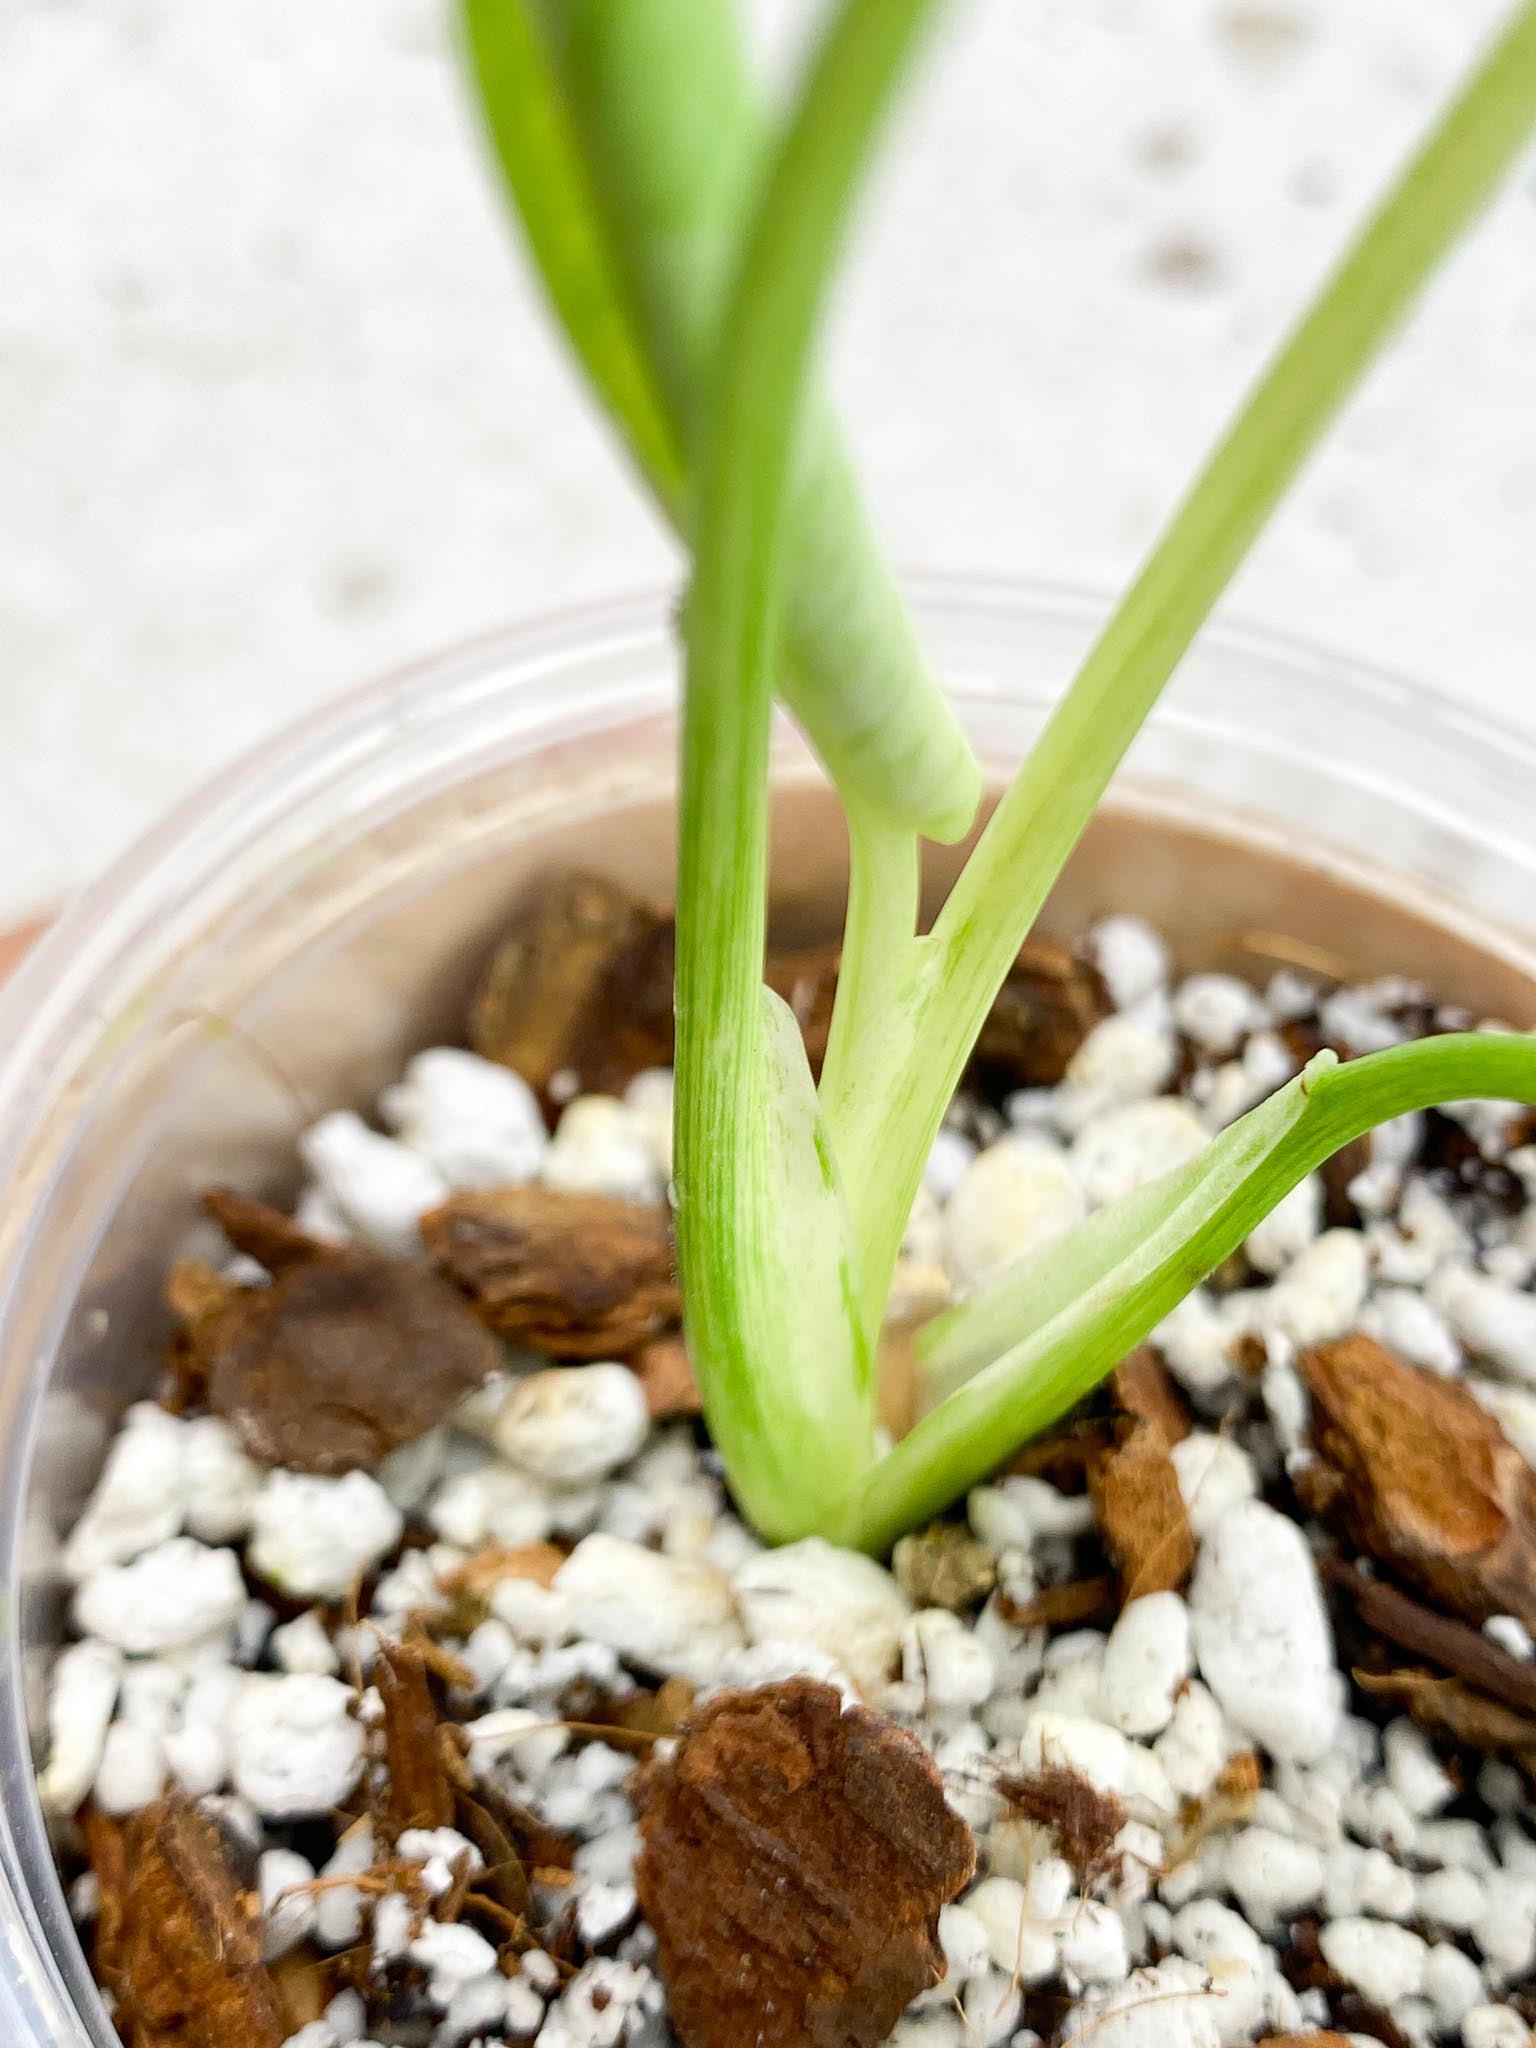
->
[3, 0, 1535, 914]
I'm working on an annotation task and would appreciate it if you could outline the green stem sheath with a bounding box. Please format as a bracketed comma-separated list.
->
[840, 1033, 1536, 1552]
[673, 0, 950, 1539]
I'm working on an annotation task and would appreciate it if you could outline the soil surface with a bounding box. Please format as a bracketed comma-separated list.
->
[39, 875, 1536, 2048]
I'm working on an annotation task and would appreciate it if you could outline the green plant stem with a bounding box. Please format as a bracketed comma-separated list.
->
[822, 0, 1536, 1343]
[837, 1033, 1536, 1552]
[673, 0, 949, 1541]
[457, 0, 686, 510]
[463, 0, 980, 842]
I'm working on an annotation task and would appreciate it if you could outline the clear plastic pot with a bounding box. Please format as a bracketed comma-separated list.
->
[2, 577, 1536, 2045]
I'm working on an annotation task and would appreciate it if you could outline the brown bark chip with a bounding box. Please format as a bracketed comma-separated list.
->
[1258, 2037, 1356, 2047]
[376, 1639, 457, 1837]
[1089, 1418, 1195, 1598]
[86, 1797, 282, 2048]
[1300, 1333, 1536, 1631]
[1355, 1667, 1536, 1758]
[470, 870, 675, 1100]
[1325, 1557, 1536, 1716]
[630, 1332, 702, 1419]
[203, 1188, 335, 1275]
[423, 1185, 679, 1357]
[635, 1678, 975, 2048]
[1110, 1345, 1192, 1445]
[971, 936, 1110, 1089]
[201, 1245, 503, 1474]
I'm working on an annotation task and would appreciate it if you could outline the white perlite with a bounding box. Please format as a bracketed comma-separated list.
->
[247, 1468, 404, 1601]
[1097, 1593, 1191, 1738]
[555, 1534, 742, 1681]
[493, 1364, 649, 1485]
[73, 1537, 244, 1655]
[227, 1674, 365, 1818]
[43, 941, 1536, 2048]
[734, 1538, 909, 1697]
[1190, 1501, 1343, 1762]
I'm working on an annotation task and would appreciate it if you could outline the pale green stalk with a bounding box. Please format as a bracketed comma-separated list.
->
[673, 0, 949, 1541]
[457, 0, 686, 510]
[838, 1033, 1536, 1552]
[820, 0, 1536, 1350]
[462, 0, 979, 842]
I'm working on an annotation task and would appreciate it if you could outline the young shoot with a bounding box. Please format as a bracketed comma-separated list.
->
[466, 0, 1536, 1549]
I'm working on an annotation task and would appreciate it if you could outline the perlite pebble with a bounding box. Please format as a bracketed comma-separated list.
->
[1384, 1718, 1457, 1817]
[61, 1403, 187, 1579]
[73, 1536, 244, 1655]
[247, 1469, 403, 1602]
[227, 1674, 364, 1819]
[271, 1610, 341, 1678]
[623, 1067, 675, 1181]
[1432, 1264, 1536, 1384]
[37, 1638, 121, 1814]
[941, 1137, 1085, 1290]
[901, 1608, 996, 1714]
[1059, 1898, 1131, 1984]
[313, 1824, 375, 1951]
[1154, 1289, 1238, 1401]
[1190, 1501, 1342, 1763]
[259, 1848, 317, 1961]
[1173, 973, 1265, 1056]
[542, 1096, 663, 1205]
[1261, 1228, 1369, 1347]
[1062, 1958, 1223, 2048]
[963, 1875, 1059, 1981]
[93, 1721, 166, 1815]
[1223, 1827, 1326, 1931]
[1244, 1174, 1322, 1277]
[1168, 1899, 1274, 2044]
[1462, 2007, 1532, 2048]
[1086, 917, 1169, 1012]
[1417, 1865, 1487, 1935]
[1152, 1680, 1231, 1802]
[408, 1921, 500, 2009]
[298, 1110, 448, 1256]
[1056, 1011, 1178, 1133]
[1070, 1097, 1207, 1208]
[380, 1046, 548, 1188]
[1170, 1433, 1258, 1539]
[493, 1364, 648, 1485]
[183, 1416, 263, 1544]
[1486, 1614, 1535, 1659]
[734, 1538, 909, 1697]
[1423, 1942, 1486, 2031]
[1098, 1593, 1191, 1737]
[1361, 1286, 1463, 1377]
[556, 1534, 742, 1681]
[1318, 1916, 1428, 2006]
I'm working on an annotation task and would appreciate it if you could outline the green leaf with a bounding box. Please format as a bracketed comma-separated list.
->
[838, 1031, 1536, 1553]
[457, 0, 687, 510]
[822, 0, 1536, 1345]
[460, 0, 979, 841]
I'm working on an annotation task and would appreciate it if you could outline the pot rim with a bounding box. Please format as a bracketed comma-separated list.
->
[6, 571, 1536, 1193]
[4, 572, 1536, 2048]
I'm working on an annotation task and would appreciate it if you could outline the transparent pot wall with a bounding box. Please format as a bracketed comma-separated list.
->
[2, 580, 1536, 2046]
